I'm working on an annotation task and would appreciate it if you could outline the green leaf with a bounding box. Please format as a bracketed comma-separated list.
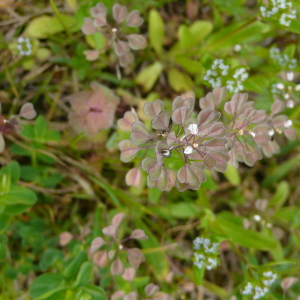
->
[0, 214, 9, 231]
[167, 202, 200, 219]
[207, 20, 270, 51]
[178, 25, 194, 50]
[7, 161, 20, 184]
[268, 181, 289, 208]
[135, 62, 164, 92]
[72, 262, 93, 288]
[0, 241, 6, 260]
[193, 264, 205, 285]
[0, 186, 37, 206]
[284, 44, 296, 58]
[189, 20, 213, 43]
[167, 68, 193, 92]
[21, 124, 35, 140]
[243, 78, 262, 93]
[289, 20, 300, 34]
[63, 250, 88, 281]
[25, 15, 77, 39]
[149, 10, 164, 55]
[174, 57, 203, 74]
[3, 204, 32, 215]
[29, 273, 66, 300]
[223, 164, 240, 186]
[39, 249, 64, 272]
[82, 284, 107, 300]
[214, 216, 277, 250]
[34, 116, 48, 140]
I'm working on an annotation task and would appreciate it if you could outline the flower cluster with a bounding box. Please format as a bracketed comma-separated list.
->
[82, 2, 146, 67]
[67, 81, 120, 136]
[270, 47, 297, 69]
[242, 271, 277, 300]
[17, 37, 32, 56]
[193, 237, 220, 271]
[260, 0, 296, 27]
[112, 283, 172, 300]
[118, 87, 297, 191]
[204, 60, 248, 93]
[90, 213, 147, 277]
[226, 68, 249, 93]
[204, 59, 229, 88]
[0, 102, 37, 153]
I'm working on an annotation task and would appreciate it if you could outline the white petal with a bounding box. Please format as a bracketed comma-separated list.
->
[184, 146, 193, 154]
[188, 123, 198, 135]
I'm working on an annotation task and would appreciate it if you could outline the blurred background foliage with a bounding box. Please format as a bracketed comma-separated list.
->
[0, 0, 300, 299]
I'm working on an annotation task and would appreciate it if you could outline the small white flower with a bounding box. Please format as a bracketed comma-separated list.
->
[184, 146, 193, 155]
[242, 282, 253, 295]
[276, 82, 285, 90]
[253, 215, 261, 222]
[188, 124, 198, 135]
[268, 129, 275, 136]
[286, 100, 294, 108]
[250, 131, 256, 137]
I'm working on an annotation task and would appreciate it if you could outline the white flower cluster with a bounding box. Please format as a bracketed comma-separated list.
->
[17, 37, 32, 56]
[270, 47, 297, 69]
[193, 237, 220, 271]
[226, 68, 249, 93]
[242, 271, 277, 300]
[260, 0, 296, 27]
[204, 59, 229, 88]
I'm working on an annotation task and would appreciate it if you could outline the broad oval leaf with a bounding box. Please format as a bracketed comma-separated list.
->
[118, 140, 140, 162]
[130, 121, 151, 145]
[152, 111, 170, 130]
[144, 99, 164, 119]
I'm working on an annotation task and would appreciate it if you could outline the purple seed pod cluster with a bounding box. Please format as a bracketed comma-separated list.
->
[90, 213, 147, 276]
[82, 2, 146, 67]
[118, 87, 297, 192]
[0, 102, 37, 153]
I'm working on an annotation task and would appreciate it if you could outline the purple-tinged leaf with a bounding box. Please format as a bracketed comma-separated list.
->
[147, 176, 156, 189]
[119, 52, 134, 67]
[90, 3, 107, 18]
[189, 165, 206, 183]
[203, 137, 227, 151]
[156, 169, 168, 191]
[177, 165, 199, 187]
[271, 100, 285, 115]
[124, 292, 138, 300]
[284, 127, 297, 140]
[208, 122, 226, 137]
[118, 140, 140, 162]
[197, 108, 221, 127]
[111, 257, 124, 275]
[224, 93, 248, 115]
[172, 96, 194, 113]
[152, 111, 170, 130]
[144, 99, 164, 119]
[93, 13, 107, 27]
[272, 115, 287, 129]
[111, 290, 126, 300]
[108, 250, 115, 260]
[145, 283, 160, 297]
[228, 149, 238, 168]
[113, 4, 128, 24]
[128, 34, 147, 50]
[155, 141, 169, 165]
[125, 167, 143, 189]
[59, 232, 73, 246]
[181, 90, 195, 101]
[93, 250, 108, 268]
[152, 292, 170, 300]
[130, 121, 151, 145]
[199, 92, 215, 110]
[83, 50, 100, 61]
[90, 237, 105, 253]
[112, 212, 125, 227]
[82, 17, 97, 35]
[102, 225, 117, 237]
[250, 110, 267, 123]
[207, 151, 229, 172]
[127, 248, 145, 268]
[117, 111, 138, 132]
[212, 86, 227, 107]
[141, 157, 162, 180]
[175, 179, 188, 192]
[281, 277, 298, 291]
[122, 268, 136, 282]
[131, 229, 148, 240]
[114, 40, 130, 57]
[263, 141, 280, 158]
[126, 10, 144, 27]
[172, 106, 189, 125]
[165, 168, 176, 191]
[167, 131, 177, 147]
[203, 156, 216, 170]
[243, 149, 261, 166]
[19, 103, 37, 119]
